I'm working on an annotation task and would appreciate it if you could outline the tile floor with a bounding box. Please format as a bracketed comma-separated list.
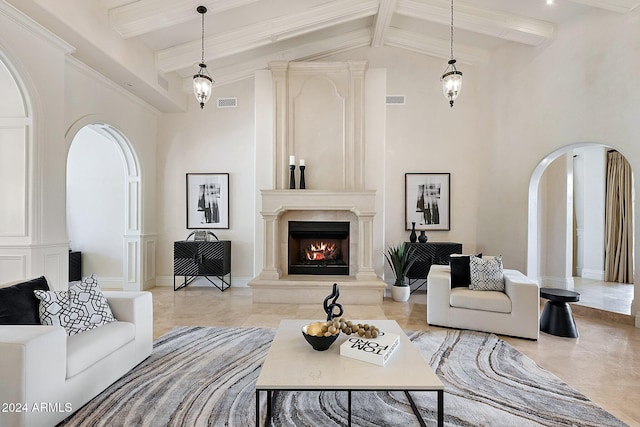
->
[572, 277, 635, 315]
[151, 286, 640, 426]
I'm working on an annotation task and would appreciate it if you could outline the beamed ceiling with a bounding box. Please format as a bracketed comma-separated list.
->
[5, 0, 640, 112]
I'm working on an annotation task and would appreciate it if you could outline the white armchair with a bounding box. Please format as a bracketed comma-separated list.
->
[427, 265, 540, 340]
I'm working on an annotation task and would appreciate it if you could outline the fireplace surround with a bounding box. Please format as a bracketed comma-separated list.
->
[248, 190, 385, 304]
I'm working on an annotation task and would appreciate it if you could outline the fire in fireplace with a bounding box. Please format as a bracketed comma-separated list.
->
[288, 221, 349, 275]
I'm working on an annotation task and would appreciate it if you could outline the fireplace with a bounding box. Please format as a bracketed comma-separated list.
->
[288, 221, 349, 275]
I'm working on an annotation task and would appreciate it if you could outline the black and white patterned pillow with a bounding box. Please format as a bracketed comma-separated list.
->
[34, 274, 116, 336]
[469, 255, 504, 291]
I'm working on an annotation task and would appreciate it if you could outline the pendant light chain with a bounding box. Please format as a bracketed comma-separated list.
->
[200, 11, 205, 65]
[450, 0, 454, 60]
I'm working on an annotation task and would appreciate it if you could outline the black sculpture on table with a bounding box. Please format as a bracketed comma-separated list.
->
[323, 283, 344, 321]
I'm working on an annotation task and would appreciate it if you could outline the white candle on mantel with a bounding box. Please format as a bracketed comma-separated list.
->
[289, 155, 295, 166]
[299, 159, 305, 167]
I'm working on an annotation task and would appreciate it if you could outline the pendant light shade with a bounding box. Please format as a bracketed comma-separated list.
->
[442, 59, 462, 107]
[193, 6, 214, 109]
[441, 0, 462, 107]
[193, 64, 213, 109]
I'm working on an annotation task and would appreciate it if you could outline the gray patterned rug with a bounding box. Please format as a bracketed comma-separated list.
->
[59, 326, 626, 426]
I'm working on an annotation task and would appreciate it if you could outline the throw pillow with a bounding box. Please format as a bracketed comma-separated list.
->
[469, 255, 504, 291]
[0, 276, 50, 324]
[34, 274, 116, 336]
[449, 253, 482, 288]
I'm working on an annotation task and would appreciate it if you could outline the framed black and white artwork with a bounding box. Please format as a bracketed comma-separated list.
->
[186, 173, 229, 229]
[405, 173, 450, 231]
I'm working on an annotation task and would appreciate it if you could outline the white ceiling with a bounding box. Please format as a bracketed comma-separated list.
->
[6, 0, 640, 111]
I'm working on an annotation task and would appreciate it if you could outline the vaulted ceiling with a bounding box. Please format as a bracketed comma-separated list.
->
[6, 0, 640, 111]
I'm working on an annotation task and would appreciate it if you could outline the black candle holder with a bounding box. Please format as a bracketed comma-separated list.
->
[299, 165, 306, 189]
[289, 165, 296, 189]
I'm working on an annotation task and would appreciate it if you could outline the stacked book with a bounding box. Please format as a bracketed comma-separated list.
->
[340, 331, 399, 366]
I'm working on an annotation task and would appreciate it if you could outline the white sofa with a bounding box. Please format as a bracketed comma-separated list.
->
[427, 265, 540, 340]
[0, 291, 153, 427]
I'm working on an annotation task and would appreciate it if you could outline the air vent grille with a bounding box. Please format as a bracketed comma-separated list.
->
[385, 95, 405, 105]
[217, 97, 238, 108]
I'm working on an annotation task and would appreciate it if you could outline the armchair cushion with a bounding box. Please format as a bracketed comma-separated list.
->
[0, 277, 50, 325]
[450, 288, 512, 313]
[470, 255, 504, 291]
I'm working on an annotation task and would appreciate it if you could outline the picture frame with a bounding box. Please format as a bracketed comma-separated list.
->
[186, 173, 229, 229]
[405, 173, 450, 231]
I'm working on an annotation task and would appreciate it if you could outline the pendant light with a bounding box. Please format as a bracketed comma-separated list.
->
[441, 0, 462, 108]
[193, 6, 213, 109]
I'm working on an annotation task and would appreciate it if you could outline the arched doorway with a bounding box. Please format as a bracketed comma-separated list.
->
[66, 120, 143, 290]
[528, 142, 635, 314]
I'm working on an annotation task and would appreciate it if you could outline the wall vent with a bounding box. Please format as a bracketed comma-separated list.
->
[385, 95, 405, 105]
[217, 97, 238, 108]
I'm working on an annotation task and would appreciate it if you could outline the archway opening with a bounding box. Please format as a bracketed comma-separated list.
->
[528, 143, 635, 315]
[66, 123, 141, 290]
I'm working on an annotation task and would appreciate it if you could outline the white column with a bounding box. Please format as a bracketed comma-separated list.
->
[356, 213, 377, 280]
[260, 213, 281, 279]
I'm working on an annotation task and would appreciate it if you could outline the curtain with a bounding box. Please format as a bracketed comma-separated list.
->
[604, 151, 634, 283]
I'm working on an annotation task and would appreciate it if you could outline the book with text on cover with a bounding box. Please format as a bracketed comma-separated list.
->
[339, 332, 400, 366]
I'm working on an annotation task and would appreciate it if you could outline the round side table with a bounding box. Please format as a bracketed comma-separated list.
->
[539, 288, 580, 338]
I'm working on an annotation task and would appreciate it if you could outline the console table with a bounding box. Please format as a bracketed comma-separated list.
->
[173, 240, 231, 291]
[406, 242, 462, 293]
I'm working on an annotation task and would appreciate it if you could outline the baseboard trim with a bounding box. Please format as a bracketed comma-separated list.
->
[581, 269, 605, 281]
[540, 276, 575, 289]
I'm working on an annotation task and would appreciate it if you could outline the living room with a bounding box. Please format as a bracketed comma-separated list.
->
[1, 0, 639, 425]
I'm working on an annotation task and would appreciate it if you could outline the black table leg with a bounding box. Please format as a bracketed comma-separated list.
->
[348, 390, 352, 426]
[255, 390, 259, 427]
[266, 391, 272, 426]
[438, 389, 444, 427]
[404, 391, 427, 427]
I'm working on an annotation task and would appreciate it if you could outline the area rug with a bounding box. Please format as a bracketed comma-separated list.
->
[59, 326, 626, 426]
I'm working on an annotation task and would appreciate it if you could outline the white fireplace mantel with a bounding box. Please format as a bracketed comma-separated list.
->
[258, 189, 377, 281]
[250, 61, 387, 304]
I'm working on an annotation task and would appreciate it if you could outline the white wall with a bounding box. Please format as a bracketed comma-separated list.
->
[476, 9, 640, 316]
[327, 47, 481, 263]
[0, 3, 73, 288]
[155, 47, 482, 286]
[67, 126, 125, 286]
[539, 153, 573, 287]
[0, 3, 160, 290]
[64, 58, 160, 290]
[581, 146, 606, 280]
[156, 79, 256, 286]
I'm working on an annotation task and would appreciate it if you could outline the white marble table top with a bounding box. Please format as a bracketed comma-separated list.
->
[256, 319, 444, 391]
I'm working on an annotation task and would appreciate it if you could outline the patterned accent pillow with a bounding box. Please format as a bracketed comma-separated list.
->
[34, 274, 116, 336]
[469, 255, 504, 291]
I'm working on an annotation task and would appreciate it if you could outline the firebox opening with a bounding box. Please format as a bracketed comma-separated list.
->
[288, 221, 349, 275]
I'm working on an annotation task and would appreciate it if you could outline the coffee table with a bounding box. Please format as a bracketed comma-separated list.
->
[255, 319, 444, 426]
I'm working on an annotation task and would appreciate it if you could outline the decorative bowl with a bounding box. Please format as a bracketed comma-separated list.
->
[301, 322, 339, 351]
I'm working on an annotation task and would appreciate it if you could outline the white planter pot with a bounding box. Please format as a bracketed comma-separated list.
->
[391, 285, 410, 302]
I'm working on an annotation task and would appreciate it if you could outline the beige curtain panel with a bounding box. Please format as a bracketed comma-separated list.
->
[604, 151, 634, 284]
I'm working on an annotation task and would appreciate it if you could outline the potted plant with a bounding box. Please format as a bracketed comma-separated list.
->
[384, 242, 416, 302]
